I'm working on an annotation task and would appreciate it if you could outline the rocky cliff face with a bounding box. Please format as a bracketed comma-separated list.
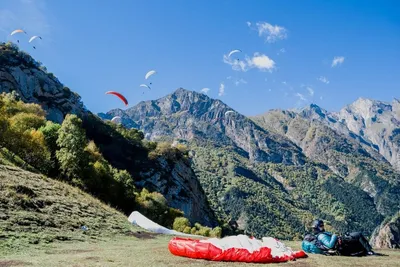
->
[100, 88, 306, 166]
[336, 98, 400, 171]
[370, 213, 400, 249]
[137, 156, 216, 226]
[0, 42, 85, 123]
[81, 114, 217, 227]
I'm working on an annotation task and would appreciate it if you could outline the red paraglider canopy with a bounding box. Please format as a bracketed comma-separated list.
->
[105, 91, 128, 106]
[168, 236, 308, 263]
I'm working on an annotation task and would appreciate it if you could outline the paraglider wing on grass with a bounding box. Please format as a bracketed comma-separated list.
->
[168, 235, 307, 263]
[127, 211, 202, 238]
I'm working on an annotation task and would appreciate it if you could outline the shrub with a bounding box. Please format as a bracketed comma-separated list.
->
[197, 226, 211, 237]
[210, 226, 222, 238]
[173, 217, 191, 232]
[190, 227, 197, 235]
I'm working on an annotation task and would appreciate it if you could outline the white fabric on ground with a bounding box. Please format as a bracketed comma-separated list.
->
[127, 211, 202, 238]
[200, 234, 295, 257]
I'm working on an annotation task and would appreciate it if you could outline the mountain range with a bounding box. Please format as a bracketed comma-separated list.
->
[1, 42, 399, 246]
[100, 87, 400, 239]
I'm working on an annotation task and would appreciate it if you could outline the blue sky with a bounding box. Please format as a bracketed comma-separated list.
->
[1, 0, 399, 116]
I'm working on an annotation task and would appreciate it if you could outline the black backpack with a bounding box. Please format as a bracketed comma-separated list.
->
[337, 233, 368, 256]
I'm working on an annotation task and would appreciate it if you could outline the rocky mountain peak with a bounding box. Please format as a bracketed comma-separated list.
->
[346, 98, 392, 120]
[0, 42, 86, 123]
[103, 88, 306, 165]
[299, 103, 328, 120]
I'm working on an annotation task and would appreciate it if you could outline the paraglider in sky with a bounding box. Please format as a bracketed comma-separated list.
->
[111, 116, 122, 124]
[140, 84, 151, 90]
[225, 110, 234, 116]
[228, 49, 242, 61]
[29, 36, 42, 49]
[145, 70, 156, 85]
[29, 36, 42, 43]
[105, 91, 128, 106]
[145, 70, 156, 80]
[228, 49, 242, 58]
[10, 29, 27, 43]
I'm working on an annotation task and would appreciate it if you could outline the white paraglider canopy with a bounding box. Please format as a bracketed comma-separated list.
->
[29, 36, 42, 43]
[145, 70, 156, 80]
[228, 49, 242, 57]
[127, 211, 202, 238]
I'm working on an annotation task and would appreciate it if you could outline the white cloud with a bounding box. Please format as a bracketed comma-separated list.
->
[277, 48, 286, 55]
[296, 93, 307, 101]
[282, 81, 287, 85]
[246, 21, 251, 27]
[223, 52, 275, 72]
[307, 87, 314, 96]
[248, 21, 288, 43]
[218, 83, 225, 97]
[247, 53, 275, 71]
[200, 88, 210, 94]
[226, 76, 232, 80]
[331, 56, 345, 67]
[318, 76, 330, 84]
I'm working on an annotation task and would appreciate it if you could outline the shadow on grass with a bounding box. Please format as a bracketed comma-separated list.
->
[125, 231, 160, 240]
[0, 260, 32, 267]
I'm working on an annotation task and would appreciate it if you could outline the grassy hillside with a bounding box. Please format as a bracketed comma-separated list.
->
[0, 164, 136, 252]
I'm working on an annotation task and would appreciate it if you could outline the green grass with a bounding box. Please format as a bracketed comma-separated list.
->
[0, 164, 136, 253]
[1, 235, 400, 267]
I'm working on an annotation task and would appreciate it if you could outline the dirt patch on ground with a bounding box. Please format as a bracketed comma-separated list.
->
[289, 261, 313, 267]
[44, 249, 94, 255]
[126, 231, 160, 240]
[84, 256, 100, 261]
[0, 260, 32, 267]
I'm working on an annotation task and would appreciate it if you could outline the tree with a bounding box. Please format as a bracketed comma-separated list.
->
[39, 121, 61, 154]
[173, 217, 191, 232]
[56, 114, 88, 180]
[9, 113, 46, 133]
[21, 129, 52, 172]
[0, 115, 10, 149]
